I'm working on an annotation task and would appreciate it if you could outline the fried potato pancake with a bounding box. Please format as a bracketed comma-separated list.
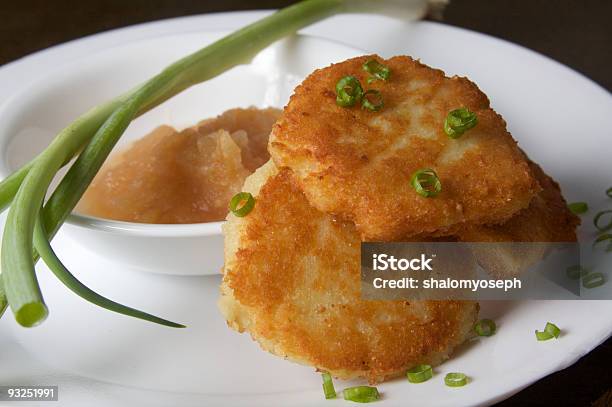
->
[458, 160, 579, 243]
[219, 161, 478, 383]
[458, 159, 580, 276]
[269, 55, 539, 240]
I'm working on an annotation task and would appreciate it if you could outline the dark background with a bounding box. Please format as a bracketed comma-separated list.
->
[1, 1, 611, 405]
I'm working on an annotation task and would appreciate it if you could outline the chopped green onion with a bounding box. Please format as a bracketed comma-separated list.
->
[544, 322, 561, 338]
[444, 372, 468, 387]
[593, 233, 612, 252]
[336, 75, 363, 107]
[361, 89, 384, 112]
[568, 202, 588, 215]
[536, 321, 560, 341]
[406, 364, 433, 383]
[444, 108, 478, 138]
[321, 373, 336, 399]
[566, 265, 590, 280]
[474, 319, 496, 337]
[362, 59, 390, 81]
[343, 386, 380, 403]
[606, 187, 612, 198]
[583, 272, 606, 289]
[229, 192, 255, 217]
[410, 169, 442, 197]
[594, 210, 612, 232]
[535, 330, 553, 341]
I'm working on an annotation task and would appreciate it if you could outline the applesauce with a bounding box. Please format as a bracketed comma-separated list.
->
[77, 107, 281, 224]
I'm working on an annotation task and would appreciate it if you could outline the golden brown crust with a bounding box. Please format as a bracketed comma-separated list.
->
[458, 159, 580, 243]
[220, 162, 478, 383]
[269, 55, 539, 240]
[456, 159, 580, 277]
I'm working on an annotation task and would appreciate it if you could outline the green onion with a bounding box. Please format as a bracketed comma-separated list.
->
[593, 233, 612, 252]
[583, 272, 605, 289]
[0, 276, 7, 319]
[444, 108, 478, 139]
[0, 0, 428, 214]
[566, 265, 590, 280]
[544, 322, 561, 338]
[229, 192, 256, 217]
[41, 86, 158, 246]
[535, 330, 553, 341]
[1, 218, 48, 326]
[336, 75, 364, 107]
[606, 187, 612, 198]
[410, 168, 441, 197]
[34, 215, 184, 327]
[536, 321, 561, 341]
[594, 210, 612, 232]
[0, 0, 357, 327]
[444, 372, 468, 387]
[362, 58, 390, 81]
[321, 373, 336, 399]
[0, 110, 119, 214]
[343, 386, 380, 403]
[568, 202, 588, 215]
[566, 265, 606, 289]
[2, 68, 158, 327]
[406, 364, 433, 383]
[0, 245, 5, 318]
[0, 0, 442, 326]
[361, 89, 384, 111]
[474, 319, 496, 337]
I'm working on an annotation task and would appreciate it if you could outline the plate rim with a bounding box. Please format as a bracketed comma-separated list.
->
[0, 10, 610, 407]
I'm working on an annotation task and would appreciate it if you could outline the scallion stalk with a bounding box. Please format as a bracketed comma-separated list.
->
[41, 0, 352, 242]
[0, 99, 128, 213]
[0, 276, 7, 318]
[0, 0, 438, 212]
[0, 0, 436, 326]
[2, 0, 348, 327]
[34, 217, 184, 327]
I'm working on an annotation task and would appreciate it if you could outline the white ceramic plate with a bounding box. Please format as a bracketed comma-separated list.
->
[0, 10, 611, 407]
